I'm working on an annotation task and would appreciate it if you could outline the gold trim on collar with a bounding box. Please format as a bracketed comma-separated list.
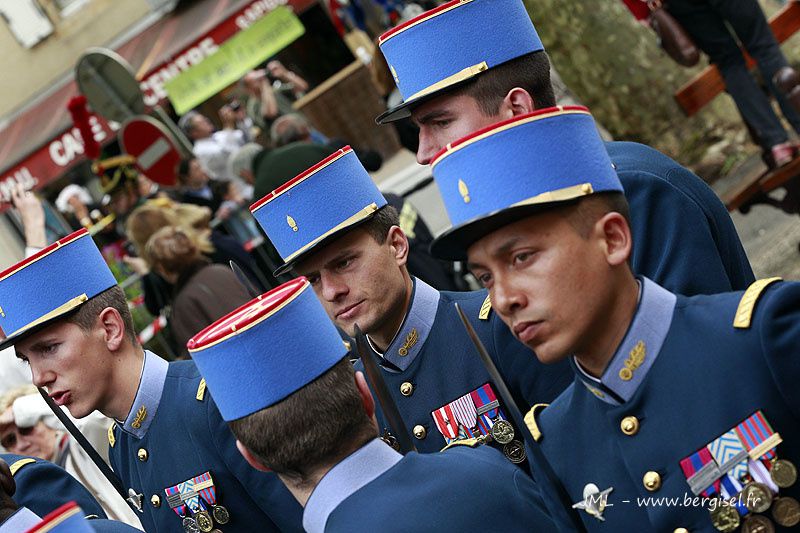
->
[432, 108, 592, 169]
[379, 0, 475, 44]
[282, 203, 379, 263]
[397, 328, 419, 356]
[733, 277, 782, 329]
[524, 403, 549, 442]
[478, 295, 491, 321]
[10, 458, 36, 476]
[196, 379, 207, 401]
[5, 294, 89, 339]
[130, 405, 147, 430]
[404, 61, 488, 103]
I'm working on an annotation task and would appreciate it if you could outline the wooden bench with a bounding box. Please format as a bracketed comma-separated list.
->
[673, 2, 800, 216]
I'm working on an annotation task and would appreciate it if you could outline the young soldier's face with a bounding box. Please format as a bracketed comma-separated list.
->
[466, 210, 614, 365]
[14, 321, 111, 419]
[412, 93, 499, 165]
[295, 227, 409, 337]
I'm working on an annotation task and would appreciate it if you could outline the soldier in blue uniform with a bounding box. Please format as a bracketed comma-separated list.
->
[248, 147, 573, 459]
[0, 453, 106, 523]
[0, 229, 303, 532]
[429, 106, 800, 531]
[376, 0, 754, 296]
[188, 276, 554, 532]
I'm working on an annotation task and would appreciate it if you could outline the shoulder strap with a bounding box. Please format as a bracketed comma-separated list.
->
[9, 458, 36, 476]
[733, 278, 782, 329]
[440, 438, 480, 452]
[478, 295, 492, 321]
[523, 403, 549, 442]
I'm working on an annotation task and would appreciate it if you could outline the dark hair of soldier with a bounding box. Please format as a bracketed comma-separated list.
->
[229, 357, 376, 487]
[360, 204, 400, 244]
[64, 286, 138, 344]
[454, 50, 631, 232]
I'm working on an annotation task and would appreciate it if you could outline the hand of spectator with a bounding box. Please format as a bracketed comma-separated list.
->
[123, 256, 151, 276]
[10, 183, 47, 249]
[267, 60, 289, 81]
[0, 459, 19, 523]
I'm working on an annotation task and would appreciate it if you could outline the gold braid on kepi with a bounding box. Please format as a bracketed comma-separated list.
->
[92, 154, 138, 195]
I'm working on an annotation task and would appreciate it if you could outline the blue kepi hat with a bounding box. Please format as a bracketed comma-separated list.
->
[429, 106, 623, 260]
[187, 277, 348, 421]
[377, 0, 544, 123]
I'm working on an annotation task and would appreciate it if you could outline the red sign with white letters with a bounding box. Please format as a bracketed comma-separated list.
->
[120, 117, 181, 186]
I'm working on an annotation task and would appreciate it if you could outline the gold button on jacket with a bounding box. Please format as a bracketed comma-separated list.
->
[151, 495, 161, 508]
[620, 416, 640, 436]
[137, 448, 148, 462]
[400, 382, 414, 396]
[643, 471, 661, 491]
[413, 425, 427, 440]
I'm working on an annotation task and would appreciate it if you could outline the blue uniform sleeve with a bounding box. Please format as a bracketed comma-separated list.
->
[607, 141, 754, 295]
[12, 459, 107, 520]
[204, 393, 304, 532]
[758, 282, 800, 418]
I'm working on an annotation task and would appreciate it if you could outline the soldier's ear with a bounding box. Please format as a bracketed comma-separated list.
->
[503, 88, 536, 117]
[354, 371, 375, 419]
[595, 212, 632, 267]
[236, 440, 271, 472]
[387, 226, 409, 267]
[97, 307, 126, 352]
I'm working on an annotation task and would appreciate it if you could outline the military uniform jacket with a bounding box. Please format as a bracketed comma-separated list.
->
[356, 278, 573, 454]
[531, 278, 800, 532]
[2, 453, 106, 520]
[108, 352, 303, 532]
[303, 438, 551, 532]
[608, 141, 754, 295]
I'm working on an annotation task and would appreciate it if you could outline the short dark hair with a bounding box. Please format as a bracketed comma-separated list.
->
[360, 204, 399, 245]
[228, 357, 376, 487]
[64, 286, 138, 344]
[564, 192, 631, 239]
[455, 51, 556, 116]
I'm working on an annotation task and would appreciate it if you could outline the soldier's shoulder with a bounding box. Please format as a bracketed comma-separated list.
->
[439, 290, 493, 321]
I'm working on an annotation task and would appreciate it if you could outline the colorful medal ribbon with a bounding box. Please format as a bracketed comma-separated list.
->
[680, 448, 721, 497]
[450, 393, 478, 439]
[470, 383, 507, 435]
[748, 458, 779, 494]
[432, 403, 460, 443]
[735, 410, 781, 463]
[193, 472, 216, 509]
[164, 483, 189, 518]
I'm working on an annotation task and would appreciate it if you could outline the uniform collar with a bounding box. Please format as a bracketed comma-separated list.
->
[574, 277, 676, 406]
[366, 278, 440, 372]
[119, 350, 168, 439]
[303, 438, 402, 533]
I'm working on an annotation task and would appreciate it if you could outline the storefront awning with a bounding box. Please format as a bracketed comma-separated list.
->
[0, 0, 316, 204]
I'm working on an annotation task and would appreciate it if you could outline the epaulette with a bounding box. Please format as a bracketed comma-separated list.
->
[440, 438, 480, 452]
[108, 422, 116, 448]
[10, 458, 36, 476]
[524, 403, 549, 442]
[733, 277, 782, 329]
[478, 295, 492, 320]
[196, 378, 207, 401]
[398, 202, 418, 239]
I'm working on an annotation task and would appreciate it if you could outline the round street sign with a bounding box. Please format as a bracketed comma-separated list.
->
[76, 48, 145, 124]
[120, 116, 181, 186]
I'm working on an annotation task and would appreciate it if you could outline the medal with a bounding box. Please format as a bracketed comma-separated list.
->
[182, 516, 200, 533]
[771, 496, 800, 527]
[710, 501, 741, 532]
[770, 459, 797, 488]
[193, 509, 214, 533]
[502, 440, 526, 464]
[742, 482, 773, 514]
[490, 419, 515, 445]
[741, 514, 775, 533]
[211, 505, 230, 525]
